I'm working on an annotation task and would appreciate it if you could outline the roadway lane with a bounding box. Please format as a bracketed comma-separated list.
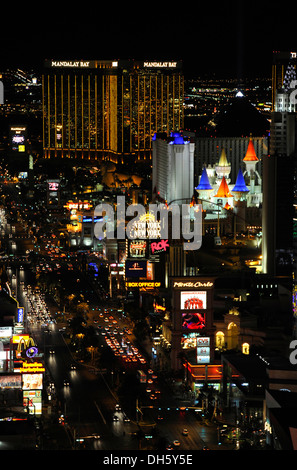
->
[32, 323, 143, 450]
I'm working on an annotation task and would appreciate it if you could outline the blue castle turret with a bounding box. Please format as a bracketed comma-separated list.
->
[196, 167, 213, 191]
[232, 168, 249, 193]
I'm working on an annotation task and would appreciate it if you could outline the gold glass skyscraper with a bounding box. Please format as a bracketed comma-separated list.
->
[42, 59, 184, 161]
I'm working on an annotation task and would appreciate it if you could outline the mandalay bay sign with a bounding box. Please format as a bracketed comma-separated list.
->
[93, 196, 202, 251]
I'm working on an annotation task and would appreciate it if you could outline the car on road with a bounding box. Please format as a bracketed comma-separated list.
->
[173, 440, 180, 446]
[182, 428, 189, 436]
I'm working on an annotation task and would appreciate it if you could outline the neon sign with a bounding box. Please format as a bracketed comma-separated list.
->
[20, 362, 45, 373]
[26, 346, 38, 358]
[17, 307, 24, 323]
[51, 60, 91, 68]
[143, 62, 177, 68]
[173, 281, 213, 288]
[128, 213, 161, 239]
[65, 201, 92, 210]
[151, 239, 169, 254]
[126, 281, 161, 288]
[154, 304, 166, 312]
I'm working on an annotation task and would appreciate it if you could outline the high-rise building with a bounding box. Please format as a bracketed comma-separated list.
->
[152, 132, 195, 205]
[272, 51, 297, 111]
[42, 59, 184, 162]
[262, 59, 297, 277]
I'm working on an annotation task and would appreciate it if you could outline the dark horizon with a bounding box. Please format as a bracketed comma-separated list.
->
[0, 2, 296, 81]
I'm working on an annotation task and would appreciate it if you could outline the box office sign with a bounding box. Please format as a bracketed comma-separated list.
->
[126, 281, 161, 289]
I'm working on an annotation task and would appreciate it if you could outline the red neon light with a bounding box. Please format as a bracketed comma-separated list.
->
[151, 239, 169, 254]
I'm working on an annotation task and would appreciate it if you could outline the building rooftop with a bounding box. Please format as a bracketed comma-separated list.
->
[196, 167, 213, 191]
[214, 176, 233, 198]
[232, 167, 249, 193]
[243, 138, 259, 162]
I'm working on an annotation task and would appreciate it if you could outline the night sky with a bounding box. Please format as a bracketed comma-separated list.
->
[0, 1, 297, 79]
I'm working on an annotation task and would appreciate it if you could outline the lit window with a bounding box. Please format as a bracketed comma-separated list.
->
[242, 343, 250, 355]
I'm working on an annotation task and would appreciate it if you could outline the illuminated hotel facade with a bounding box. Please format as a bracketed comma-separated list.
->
[272, 51, 296, 111]
[42, 59, 184, 161]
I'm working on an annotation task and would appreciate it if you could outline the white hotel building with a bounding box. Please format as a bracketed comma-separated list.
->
[152, 132, 195, 205]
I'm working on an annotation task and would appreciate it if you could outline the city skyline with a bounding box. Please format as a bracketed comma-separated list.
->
[1, 0, 297, 454]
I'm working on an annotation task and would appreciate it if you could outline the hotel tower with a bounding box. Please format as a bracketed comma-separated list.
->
[42, 59, 184, 162]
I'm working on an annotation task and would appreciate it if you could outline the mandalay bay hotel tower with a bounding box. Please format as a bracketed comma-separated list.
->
[42, 59, 184, 162]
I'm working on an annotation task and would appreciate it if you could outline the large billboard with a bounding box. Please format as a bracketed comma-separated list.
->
[129, 240, 147, 258]
[182, 312, 205, 330]
[180, 291, 207, 310]
[22, 373, 43, 390]
[47, 179, 60, 207]
[171, 277, 215, 370]
[125, 260, 147, 278]
[23, 389, 42, 415]
[9, 125, 27, 153]
[0, 374, 22, 388]
[0, 326, 13, 339]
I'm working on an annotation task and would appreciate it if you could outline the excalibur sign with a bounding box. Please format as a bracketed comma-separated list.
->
[93, 196, 203, 251]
